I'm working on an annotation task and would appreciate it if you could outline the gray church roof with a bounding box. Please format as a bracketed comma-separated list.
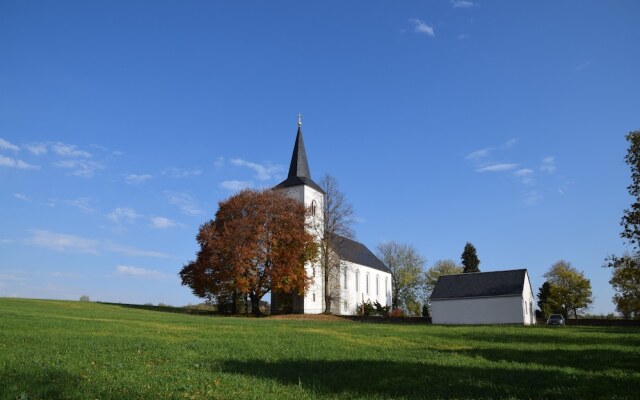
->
[274, 126, 325, 194]
[430, 269, 527, 300]
[333, 235, 391, 273]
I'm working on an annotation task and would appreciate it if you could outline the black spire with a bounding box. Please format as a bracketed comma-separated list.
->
[288, 126, 311, 179]
[274, 117, 325, 193]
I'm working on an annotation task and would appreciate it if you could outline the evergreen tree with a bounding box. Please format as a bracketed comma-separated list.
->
[461, 242, 480, 273]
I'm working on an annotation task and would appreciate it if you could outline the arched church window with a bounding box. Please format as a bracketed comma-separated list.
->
[355, 270, 359, 292]
[376, 275, 379, 296]
[313, 293, 316, 302]
[385, 277, 388, 298]
[343, 268, 347, 289]
[311, 200, 317, 216]
[366, 272, 370, 294]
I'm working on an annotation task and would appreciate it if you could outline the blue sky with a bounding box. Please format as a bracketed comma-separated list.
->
[1, 1, 639, 314]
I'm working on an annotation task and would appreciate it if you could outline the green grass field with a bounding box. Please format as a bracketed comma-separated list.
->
[1, 298, 638, 399]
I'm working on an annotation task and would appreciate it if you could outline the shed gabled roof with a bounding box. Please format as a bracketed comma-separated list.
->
[332, 235, 390, 274]
[274, 126, 325, 194]
[430, 269, 527, 300]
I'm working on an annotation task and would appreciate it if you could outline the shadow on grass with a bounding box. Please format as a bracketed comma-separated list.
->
[1, 368, 82, 400]
[456, 327, 640, 347]
[99, 301, 219, 316]
[448, 347, 640, 373]
[217, 358, 637, 399]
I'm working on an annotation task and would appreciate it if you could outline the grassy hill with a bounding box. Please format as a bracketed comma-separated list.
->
[1, 298, 638, 399]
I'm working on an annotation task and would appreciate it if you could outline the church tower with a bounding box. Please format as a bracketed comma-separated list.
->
[272, 116, 325, 314]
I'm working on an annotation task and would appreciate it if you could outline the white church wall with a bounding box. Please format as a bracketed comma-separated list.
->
[431, 295, 525, 324]
[338, 260, 392, 315]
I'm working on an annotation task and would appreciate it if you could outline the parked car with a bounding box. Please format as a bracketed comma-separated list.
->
[546, 314, 565, 326]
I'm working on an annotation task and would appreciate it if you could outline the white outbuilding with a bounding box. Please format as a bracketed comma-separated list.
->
[430, 269, 536, 325]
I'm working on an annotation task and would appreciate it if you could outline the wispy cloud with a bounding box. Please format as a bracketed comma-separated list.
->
[0, 155, 39, 170]
[451, 0, 475, 8]
[51, 142, 91, 158]
[466, 148, 491, 160]
[230, 158, 283, 181]
[64, 197, 95, 213]
[409, 18, 435, 37]
[124, 174, 152, 184]
[116, 265, 172, 280]
[54, 159, 103, 177]
[524, 191, 543, 206]
[150, 216, 180, 229]
[214, 157, 225, 169]
[540, 156, 556, 173]
[165, 191, 203, 216]
[458, 34, 470, 40]
[220, 180, 254, 192]
[0, 138, 20, 152]
[25, 143, 48, 155]
[24, 229, 171, 258]
[107, 207, 140, 223]
[513, 168, 535, 185]
[14, 193, 32, 202]
[477, 163, 517, 172]
[163, 167, 202, 178]
[27, 229, 99, 254]
[104, 243, 170, 258]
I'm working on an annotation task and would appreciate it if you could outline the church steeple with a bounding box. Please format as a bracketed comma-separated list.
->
[274, 117, 325, 194]
[287, 124, 312, 180]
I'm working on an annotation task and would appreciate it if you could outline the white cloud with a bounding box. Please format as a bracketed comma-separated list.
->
[0, 138, 20, 152]
[105, 244, 170, 258]
[14, 193, 32, 202]
[163, 167, 203, 178]
[575, 61, 591, 71]
[540, 157, 556, 173]
[230, 158, 283, 181]
[0, 155, 39, 170]
[513, 168, 535, 185]
[150, 216, 179, 229]
[115, 265, 172, 279]
[124, 174, 152, 184]
[477, 163, 517, 172]
[25, 143, 47, 155]
[165, 191, 203, 216]
[451, 0, 475, 8]
[54, 159, 103, 177]
[214, 157, 225, 168]
[107, 207, 140, 223]
[64, 197, 95, 213]
[24, 230, 170, 258]
[220, 180, 254, 192]
[409, 18, 435, 37]
[503, 138, 519, 149]
[466, 148, 491, 160]
[525, 191, 543, 206]
[458, 34, 470, 40]
[27, 230, 100, 254]
[51, 142, 91, 158]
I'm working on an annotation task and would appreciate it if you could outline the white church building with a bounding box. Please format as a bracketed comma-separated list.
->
[271, 120, 392, 315]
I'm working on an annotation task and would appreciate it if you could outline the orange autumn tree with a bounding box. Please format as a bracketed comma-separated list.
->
[180, 189, 317, 315]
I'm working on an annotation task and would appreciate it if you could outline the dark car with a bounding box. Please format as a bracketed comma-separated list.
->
[546, 314, 565, 326]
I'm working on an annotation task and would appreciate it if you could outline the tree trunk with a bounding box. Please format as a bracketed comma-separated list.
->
[324, 270, 332, 314]
[249, 293, 261, 316]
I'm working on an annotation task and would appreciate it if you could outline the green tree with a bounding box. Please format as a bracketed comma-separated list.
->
[536, 281, 562, 318]
[544, 260, 593, 319]
[376, 241, 426, 314]
[424, 259, 463, 298]
[180, 189, 318, 315]
[461, 242, 480, 273]
[605, 254, 640, 319]
[604, 131, 640, 319]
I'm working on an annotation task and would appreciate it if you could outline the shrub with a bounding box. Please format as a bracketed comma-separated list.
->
[390, 308, 404, 318]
